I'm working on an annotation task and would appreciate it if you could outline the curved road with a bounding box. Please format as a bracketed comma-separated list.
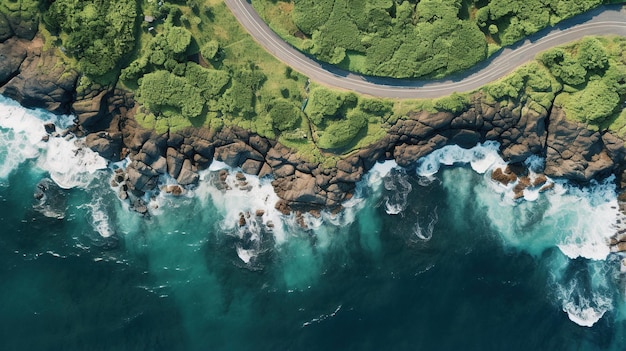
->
[225, 0, 626, 99]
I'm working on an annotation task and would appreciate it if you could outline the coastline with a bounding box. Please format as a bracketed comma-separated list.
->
[3, 31, 626, 216]
[4, 2, 626, 340]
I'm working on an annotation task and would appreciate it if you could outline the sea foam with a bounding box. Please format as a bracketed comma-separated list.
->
[0, 96, 107, 188]
[413, 141, 622, 327]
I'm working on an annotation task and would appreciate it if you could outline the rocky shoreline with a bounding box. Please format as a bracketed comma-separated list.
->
[4, 33, 626, 237]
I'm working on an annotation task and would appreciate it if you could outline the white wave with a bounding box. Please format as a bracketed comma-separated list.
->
[419, 141, 619, 261]
[523, 187, 540, 201]
[550, 255, 614, 327]
[194, 167, 286, 250]
[40, 137, 108, 189]
[415, 141, 504, 177]
[236, 246, 255, 264]
[382, 168, 412, 215]
[562, 294, 612, 327]
[0, 96, 107, 188]
[551, 178, 618, 261]
[413, 208, 438, 241]
[422, 142, 621, 326]
[86, 200, 115, 238]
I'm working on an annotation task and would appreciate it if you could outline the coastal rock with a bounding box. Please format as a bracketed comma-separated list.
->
[447, 129, 481, 148]
[420, 111, 455, 130]
[0, 37, 26, 84]
[72, 86, 112, 131]
[125, 160, 159, 193]
[166, 147, 185, 179]
[491, 167, 517, 186]
[214, 141, 263, 168]
[177, 159, 199, 186]
[191, 138, 214, 161]
[0, 13, 13, 42]
[241, 158, 263, 175]
[272, 171, 326, 206]
[1, 7, 38, 40]
[0, 37, 78, 113]
[545, 108, 614, 182]
[393, 134, 448, 167]
[85, 131, 122, 160]
[163, 184, 184, 196]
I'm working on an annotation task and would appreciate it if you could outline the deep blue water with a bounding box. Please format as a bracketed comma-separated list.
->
[2, 97, 626, 350]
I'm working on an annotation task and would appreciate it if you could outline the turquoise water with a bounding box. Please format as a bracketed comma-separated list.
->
[2, 96, 626, 350]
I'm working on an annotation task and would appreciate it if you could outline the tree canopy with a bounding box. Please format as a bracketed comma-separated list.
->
[43, 0, 137, 76]
[259, 0, 609, 79]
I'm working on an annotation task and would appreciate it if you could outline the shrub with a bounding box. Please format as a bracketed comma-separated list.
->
[137, 70, 205, 119]
[185, 62, 230, 99]
[577, 37, 608, 71]
[566, 80, 619, 124]
[44, 0, 137, 77]
[317, 110, 368, 149]
[434, 93, 470, 113]
[201, 40, 220, 61]
[166, 26, 192, 54]
[306, 87, 345, 125]
[269, 100, 302, 131]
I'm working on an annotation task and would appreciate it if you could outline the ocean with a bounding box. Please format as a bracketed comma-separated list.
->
[1, 95, 626, 350]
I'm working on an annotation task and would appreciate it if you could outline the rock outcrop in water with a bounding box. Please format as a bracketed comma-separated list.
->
[3, 31, 626, 215]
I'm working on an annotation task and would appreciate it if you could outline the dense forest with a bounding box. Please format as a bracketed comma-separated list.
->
[255, 0, 610, 78]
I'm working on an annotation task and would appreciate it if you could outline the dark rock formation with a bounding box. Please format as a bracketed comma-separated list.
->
[545, 107, 614, 181]
[73, 84, 114, 131]
[0, 7, 38, 41]
[0, 37, 78, 113]
[389, 94, 548, 167]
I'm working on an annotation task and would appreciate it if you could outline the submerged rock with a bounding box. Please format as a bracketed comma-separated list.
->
[33, 178, 67, 220]
[491, 167, 518, 186]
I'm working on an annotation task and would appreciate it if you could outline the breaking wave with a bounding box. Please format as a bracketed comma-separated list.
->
[0, 95, 107, 188]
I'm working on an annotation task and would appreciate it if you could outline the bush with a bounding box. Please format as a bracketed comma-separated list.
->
[269, 100, 301, 131]
[434, 93, 470, 113]
[185, 63, 230, 99]
[566, 80, 619, 124]
[577, 37, 608, 71]
[201, 40, 220, 60]
[137, 70, 205, 118]
[358, 98, 393, 116]
[481, 0, 601, 45]
[317, 110, 368, 149]
[44, 0, 137, 77]
[539, 49, 587, 86]
[306, 87, 346, 125]
[166, 26, 192, 54]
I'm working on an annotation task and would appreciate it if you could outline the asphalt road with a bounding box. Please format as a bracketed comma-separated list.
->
[224, 0, 626, 99]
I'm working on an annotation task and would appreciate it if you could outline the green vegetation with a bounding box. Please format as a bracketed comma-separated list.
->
[536, 37, 626, 127]
[304, 86, 393, 150]
[253, 0, 615, 79]
[269, 100, 302, 131]
[43, 0, 137, 76]
[477, 0, 602, 45]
